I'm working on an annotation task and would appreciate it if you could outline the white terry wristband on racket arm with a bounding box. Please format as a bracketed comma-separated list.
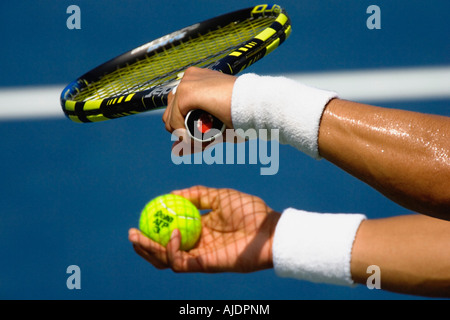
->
[231, 74, 338, 159]
[272, 208, 366, 286]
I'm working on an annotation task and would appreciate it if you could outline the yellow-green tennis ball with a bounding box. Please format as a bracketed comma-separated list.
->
[139, 194, 202, 251]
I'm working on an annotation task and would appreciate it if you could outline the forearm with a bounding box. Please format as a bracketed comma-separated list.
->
[351, 214, 450, 297]
[230, 74, 449, 218]
[318, 99, 450, 219]
[273, 209, 450, 297]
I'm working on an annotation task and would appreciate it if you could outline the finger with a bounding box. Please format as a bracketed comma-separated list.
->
[166, 229, 184, 272]
[167, 87, 175, 106]
[128, 228, 169, 265]
[164, 105, 173, 133]
[163, 91, 174, 126]
[132, 243, 168, 269]
[166, 229, 202, 272]
[162, 82, 187, 131]
[169, 104, 188, 132]
[166, 71, 185, 126]
[162, 106, 169, 126]
[171, 185, 219, 210]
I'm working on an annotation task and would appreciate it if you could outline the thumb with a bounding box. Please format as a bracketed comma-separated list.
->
[166, 229, 185, 271]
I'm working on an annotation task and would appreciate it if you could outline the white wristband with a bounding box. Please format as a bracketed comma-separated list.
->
[231, 73, 338, 159]
[272, 208, 366, 286]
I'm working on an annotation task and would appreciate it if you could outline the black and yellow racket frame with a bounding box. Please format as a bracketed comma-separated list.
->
[61, 4, 291, 123]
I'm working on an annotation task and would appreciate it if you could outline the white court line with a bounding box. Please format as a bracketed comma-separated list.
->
[0, 66, 449, 120]
[0, 85, 66, 120]
[287, 66, 450, 103]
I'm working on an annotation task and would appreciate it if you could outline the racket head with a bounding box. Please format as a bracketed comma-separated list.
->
[60, 4, 292, 124]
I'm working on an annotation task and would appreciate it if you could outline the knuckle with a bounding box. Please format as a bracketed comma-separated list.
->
[184, 66, 199, 77]
[165, 121, 173, 133]
[154, 264, 168, 270]
[169, 258, 184, 273]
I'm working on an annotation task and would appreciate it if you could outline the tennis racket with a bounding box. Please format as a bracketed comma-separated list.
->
[60, 4, 291, 142]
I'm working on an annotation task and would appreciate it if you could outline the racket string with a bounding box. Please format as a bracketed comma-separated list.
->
[73, 16, 275, 101]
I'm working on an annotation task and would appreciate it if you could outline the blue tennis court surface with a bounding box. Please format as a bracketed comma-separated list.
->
[0, 0, 448, 300]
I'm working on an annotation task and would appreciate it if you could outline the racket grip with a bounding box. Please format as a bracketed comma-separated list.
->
[185, 110, 226, 142]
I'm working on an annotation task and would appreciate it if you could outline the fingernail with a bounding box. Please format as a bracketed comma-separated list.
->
[128, 229, 138, 242]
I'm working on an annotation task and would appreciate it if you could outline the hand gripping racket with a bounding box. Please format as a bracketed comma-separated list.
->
[60, 4, 291, 142]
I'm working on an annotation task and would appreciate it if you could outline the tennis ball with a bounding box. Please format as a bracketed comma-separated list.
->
[139, 194, 202, 251]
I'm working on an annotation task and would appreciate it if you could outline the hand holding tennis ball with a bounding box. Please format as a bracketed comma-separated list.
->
[129, 186, 279, 273]
[139, 194, 202, 251]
